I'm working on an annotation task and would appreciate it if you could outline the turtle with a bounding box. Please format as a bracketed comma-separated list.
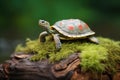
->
[38, 19, 99, 51]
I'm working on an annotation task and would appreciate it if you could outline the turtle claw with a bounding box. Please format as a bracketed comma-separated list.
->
[56, 43, 61, 51]
[55, 47, 61, 52]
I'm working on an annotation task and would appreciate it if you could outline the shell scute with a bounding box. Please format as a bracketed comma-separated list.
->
[53, 19, 95, 38]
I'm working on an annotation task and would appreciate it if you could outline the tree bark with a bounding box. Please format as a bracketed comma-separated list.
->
[0, 52, 120, 80]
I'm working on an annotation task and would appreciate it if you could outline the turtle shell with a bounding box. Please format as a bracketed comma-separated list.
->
[52, 19, 95, 38]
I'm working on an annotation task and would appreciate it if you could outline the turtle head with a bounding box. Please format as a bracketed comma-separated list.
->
[39, 20, 51, 32]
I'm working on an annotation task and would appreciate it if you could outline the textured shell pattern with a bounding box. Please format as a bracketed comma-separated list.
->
[53, 19, 95, 38]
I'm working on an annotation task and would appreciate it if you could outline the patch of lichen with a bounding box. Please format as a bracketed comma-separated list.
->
[15, 36, 120, 73]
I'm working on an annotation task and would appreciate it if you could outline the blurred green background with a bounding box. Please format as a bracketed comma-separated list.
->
[0, 0, 120, 63]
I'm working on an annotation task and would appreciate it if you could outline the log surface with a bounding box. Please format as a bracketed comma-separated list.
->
[0, 52, 120, 80]
[0, 53, 80, 80]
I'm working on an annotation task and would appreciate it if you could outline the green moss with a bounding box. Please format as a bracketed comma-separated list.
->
[98, 37, 120, 73]
[80, 43, 108, 72]
[15, 36, 120, 73]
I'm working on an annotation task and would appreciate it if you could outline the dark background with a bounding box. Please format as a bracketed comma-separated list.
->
[0, 0, 120, 63]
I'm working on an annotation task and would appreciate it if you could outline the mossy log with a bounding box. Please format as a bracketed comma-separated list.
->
[0, 52, 80, 80]
[0, 52, 120, 80]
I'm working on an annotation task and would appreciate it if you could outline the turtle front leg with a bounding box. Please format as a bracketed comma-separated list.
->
[39, 31, 48, 42]
[52, 34, 62, 51]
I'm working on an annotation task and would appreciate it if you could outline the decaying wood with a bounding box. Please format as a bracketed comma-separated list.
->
[0, 52, 120, 80]
[0, 53, 80, 80]
[51, 53, 80, 78]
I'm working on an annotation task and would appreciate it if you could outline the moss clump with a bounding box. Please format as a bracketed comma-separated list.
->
[99, 37, 120, 73]
[80, 43, 108, 72]
[15, 36, 120, 73]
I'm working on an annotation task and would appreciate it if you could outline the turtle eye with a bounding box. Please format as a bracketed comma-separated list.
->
[41, 20, 45, 23]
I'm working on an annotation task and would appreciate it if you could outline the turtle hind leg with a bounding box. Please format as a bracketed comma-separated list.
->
[88, 36, 99, 44]
[39, 31, 48, 42]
